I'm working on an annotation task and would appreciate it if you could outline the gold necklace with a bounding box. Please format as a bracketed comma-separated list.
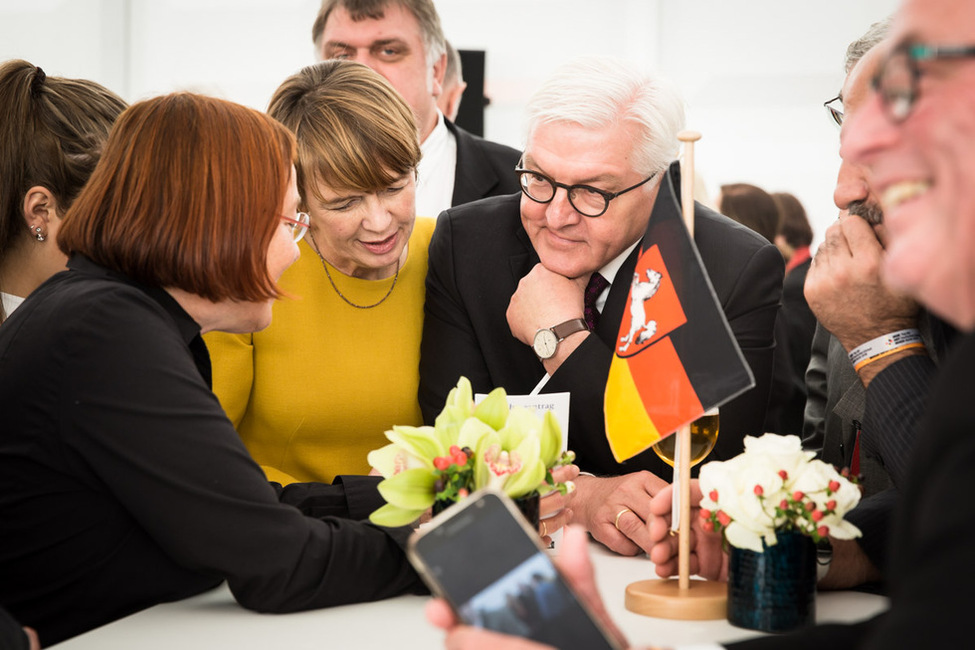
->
[308, 230, 399, 309]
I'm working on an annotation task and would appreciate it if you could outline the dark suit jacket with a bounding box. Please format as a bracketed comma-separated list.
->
[446, 119, 522, 207]
[420, 163, 784, 476]
[766, 258, 815, 435]
[730, 330, 975, 649]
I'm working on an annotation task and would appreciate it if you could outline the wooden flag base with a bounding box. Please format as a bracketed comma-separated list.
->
[625, 578, 727, 620]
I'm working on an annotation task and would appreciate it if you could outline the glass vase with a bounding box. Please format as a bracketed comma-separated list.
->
[727, 530, 816, 633]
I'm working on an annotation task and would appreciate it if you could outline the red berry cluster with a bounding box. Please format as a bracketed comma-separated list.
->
[432, 445, 475, 504]
[433, 445, 472, 471]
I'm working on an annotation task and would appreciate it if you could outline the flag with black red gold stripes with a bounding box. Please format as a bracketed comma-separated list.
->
[604, 170, 754, 462]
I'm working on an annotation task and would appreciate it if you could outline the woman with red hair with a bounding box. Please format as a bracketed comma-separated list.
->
[0, 92, 422, 646]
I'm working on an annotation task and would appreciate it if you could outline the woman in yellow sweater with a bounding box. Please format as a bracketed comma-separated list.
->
[205, 60, 434, 484]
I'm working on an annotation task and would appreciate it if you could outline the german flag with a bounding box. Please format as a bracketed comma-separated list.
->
[604, 170, 754, 462]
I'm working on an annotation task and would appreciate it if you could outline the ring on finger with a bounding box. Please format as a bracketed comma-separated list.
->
[614, 507, 632, 532]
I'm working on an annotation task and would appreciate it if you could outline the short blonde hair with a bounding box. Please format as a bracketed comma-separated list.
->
[268, 60, 420, 205]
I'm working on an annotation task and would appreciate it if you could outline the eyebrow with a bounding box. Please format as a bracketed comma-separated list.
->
[324, 38, 407, 51]
[522, 155, 617, 186]
[371, 38, 408, 49]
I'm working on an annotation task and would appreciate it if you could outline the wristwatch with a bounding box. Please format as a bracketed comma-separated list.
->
[532, 318, 589, 360]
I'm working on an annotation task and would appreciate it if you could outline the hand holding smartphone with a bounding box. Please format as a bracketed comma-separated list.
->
[408, 489, 622, 649]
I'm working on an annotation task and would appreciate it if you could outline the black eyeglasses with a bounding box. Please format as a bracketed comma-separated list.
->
[873, 41, 975, 122]
[514, 167, 657, 218]
[824, 94, 843, 127]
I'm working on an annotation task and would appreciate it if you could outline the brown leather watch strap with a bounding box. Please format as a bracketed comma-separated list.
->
[550, 318, 589, 340]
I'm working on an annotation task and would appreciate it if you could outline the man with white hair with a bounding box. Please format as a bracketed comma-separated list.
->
[429, 7, 975, 644]
[312, 0, 519, 216]
[419, 57, 783, 554]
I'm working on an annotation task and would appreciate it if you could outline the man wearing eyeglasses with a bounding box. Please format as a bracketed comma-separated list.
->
[419, 57, 783, 556]
[803, 16, 956, 591]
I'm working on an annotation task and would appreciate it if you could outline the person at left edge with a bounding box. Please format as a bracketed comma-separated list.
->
[418, 56, 784, 557]
[0, 93, 423, 647]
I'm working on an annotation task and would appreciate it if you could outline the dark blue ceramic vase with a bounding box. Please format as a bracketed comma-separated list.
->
[727, 530, 816, 632]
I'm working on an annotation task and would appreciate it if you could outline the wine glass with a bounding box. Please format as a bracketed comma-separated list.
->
[650, 407, 719, 468]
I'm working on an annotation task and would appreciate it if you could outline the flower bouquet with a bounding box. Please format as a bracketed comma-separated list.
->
[367, 377, 575, 527]
[698, 433, 862, 551]
[697, 433, 862, 632]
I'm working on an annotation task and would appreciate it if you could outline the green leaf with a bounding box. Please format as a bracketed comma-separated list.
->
[377, 468, 437, 510]
[385, 425, 444, 465]
[538, 411, 563, 468]
[473, 387, 510, 430]
[369, 502, 425, 528]
[457, 416, 495, 450]
[443, 376, 474, 416]
[502, 436, 546, 498]
[497, 407, 538, 449]
[367, 443, 407, 478]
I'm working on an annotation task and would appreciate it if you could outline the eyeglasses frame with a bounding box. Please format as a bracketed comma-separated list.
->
[514, 167, 658, 218]
[824, 94, 843, 127]
[280, 212, 311, 243]
[872, 41, 975, 122]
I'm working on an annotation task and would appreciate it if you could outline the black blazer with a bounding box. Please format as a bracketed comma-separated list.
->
[446, 119, 521, 207]
[420, 163, 784, 476]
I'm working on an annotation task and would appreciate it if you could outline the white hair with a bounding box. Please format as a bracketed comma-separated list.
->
[523, 56, 686, 176]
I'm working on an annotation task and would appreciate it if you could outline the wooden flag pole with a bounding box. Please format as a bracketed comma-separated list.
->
[624, 130, 726, 620]
[676, 130, 699, 592]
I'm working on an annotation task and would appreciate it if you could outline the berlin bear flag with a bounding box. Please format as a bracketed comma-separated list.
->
[604, 168, 754, 462]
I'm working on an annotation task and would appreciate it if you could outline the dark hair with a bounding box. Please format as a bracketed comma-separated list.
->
[0, 59, 126, 317]
[718, 183, 780, 244]
[311, 0, 445, 64]
[268, 60, 419, 204]
[772, 192, 813, 248]
[58, 93, 296, 302]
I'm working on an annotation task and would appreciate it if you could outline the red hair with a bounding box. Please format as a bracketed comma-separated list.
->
[58, 93, 295, 302]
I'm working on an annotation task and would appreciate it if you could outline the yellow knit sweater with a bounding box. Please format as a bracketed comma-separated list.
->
[204, 217, 435, 484]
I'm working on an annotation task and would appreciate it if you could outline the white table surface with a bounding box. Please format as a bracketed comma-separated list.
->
[53, 541, 889, 649]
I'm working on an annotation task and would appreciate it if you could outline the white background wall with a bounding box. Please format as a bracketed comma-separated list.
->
[0, 0, 900, 248]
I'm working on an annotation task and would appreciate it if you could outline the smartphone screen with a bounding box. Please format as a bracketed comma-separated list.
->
[409, 490, 619, 649]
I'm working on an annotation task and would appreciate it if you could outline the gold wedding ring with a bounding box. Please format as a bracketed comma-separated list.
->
[614, 507, 632, 532]
[540, 520, 548, 537]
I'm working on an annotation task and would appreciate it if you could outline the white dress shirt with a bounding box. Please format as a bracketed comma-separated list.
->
[415, 111, 457, 219]
[1, 291, 24, 318]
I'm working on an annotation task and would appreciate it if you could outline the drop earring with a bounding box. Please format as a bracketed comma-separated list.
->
[33, 226, 45, 242]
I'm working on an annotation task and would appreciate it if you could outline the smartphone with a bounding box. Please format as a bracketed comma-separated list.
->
[408, 489, 621, 649]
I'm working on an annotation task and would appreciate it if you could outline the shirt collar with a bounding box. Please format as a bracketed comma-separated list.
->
[599, 239, 641, 287]
[421, 110, 449, 152]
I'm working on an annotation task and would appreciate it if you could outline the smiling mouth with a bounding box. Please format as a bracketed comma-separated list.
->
[360, 233, 398, 255]
[881, 180, 930, 212]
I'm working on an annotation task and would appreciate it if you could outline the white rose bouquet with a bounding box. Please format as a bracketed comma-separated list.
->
[699, 434, 862, 553]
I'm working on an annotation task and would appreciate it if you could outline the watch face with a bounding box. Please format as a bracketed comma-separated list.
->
[533, 329, 559, 359]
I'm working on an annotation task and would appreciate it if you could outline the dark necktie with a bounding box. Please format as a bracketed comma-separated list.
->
[583, 273, 609, 330]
